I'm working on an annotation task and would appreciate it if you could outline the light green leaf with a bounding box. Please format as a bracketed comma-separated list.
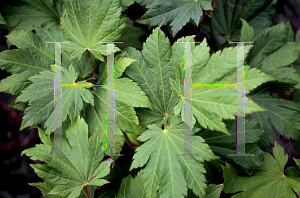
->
[240, 19, 256, 42]
[130, 117, 219, 198]
[61, 0, 126, 60]
[125, 27, 268, 135]
[222, 142, 300, 198]
[22, 116, 112, 198]
[137, 0, 212, 36]
[1, 0, 65, 31]
[122, 0, 135, 7]
[15, 64, 94, 134]
[204, 184, 224, 198]
[115, 55, 137, 78]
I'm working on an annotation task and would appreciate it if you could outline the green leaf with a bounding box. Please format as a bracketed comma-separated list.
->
[246, 23, 287, 68]
[15, 64, 94, 134]
[240, 19, 256, 43]
[260, 42, 300, 88]
[202, 0, 277, 40]
[116, 171, 146, 198]
[60, 0, 126, 60]
[130, 117, 219, 198]
[198, 118, 264, 173]
[251, 92, 300, 143]
[122, 0, 135, 7]
[114, 54, 137, 78]
[115, 15, 146, 50]
[125, 27, 268, 135]
[22, 116, 112, 198]
[137, 0, 212, 36]
[0, 13, 7, 25]
[204, 184, 223, 198]
[1, 0, 65, 31]
[222, 141, 300, 198]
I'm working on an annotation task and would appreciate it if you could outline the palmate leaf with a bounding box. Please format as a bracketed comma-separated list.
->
[15, 64, 94, 134]
[136, 0, 212, 36]
[130, 116, 220, 198]
[124, 27, 272, 135]
[222, 142, 300, 198]
[60, 0, 126, 61]
[22, 116, 112, 198]
[201, 0, 277, 40]
[1, 0, 65, 31]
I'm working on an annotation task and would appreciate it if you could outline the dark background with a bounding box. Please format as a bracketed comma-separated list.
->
[0, 0, 300, 197]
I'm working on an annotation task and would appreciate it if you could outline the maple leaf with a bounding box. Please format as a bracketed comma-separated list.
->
[60, 0, 126, 60]
[124, 27, 272, 135]
[136, 0, 212, 36]
[130, 116, 220, 198]
[15, 64, 94, 135]
[222, 141, 300, 198]
[22, 116, 112, 198]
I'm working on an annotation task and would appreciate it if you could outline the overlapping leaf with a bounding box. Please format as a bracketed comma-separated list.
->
[22, 116, 112, 198]
[201, 0, 277, 40]
[1, 0, 65, 31]
[15, 64, 94, 134]
[60, 0, 126, 60]
[198, 118, 264, 173]
[124, 27, 272, 135]
[136, 0, 212, 36]
[0, 13, 7, 25]
[222, 142, 300, 198]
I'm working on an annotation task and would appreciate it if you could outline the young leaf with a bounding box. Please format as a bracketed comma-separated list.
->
[130, 117, 220, 198]
[240, 19, 257, 43]
[222, 141, 300, 198]
[137, 0, 212, 37]
[22, 116, 112, 198]
[60, 0, 126, 60]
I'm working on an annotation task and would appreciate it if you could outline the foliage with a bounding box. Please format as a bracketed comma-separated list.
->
[0, 0, 300, 197]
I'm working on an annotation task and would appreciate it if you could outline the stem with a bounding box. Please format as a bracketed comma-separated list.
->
[209, 10, 218, 52]
[84, 184, 89, 198]
[212, 0, 217, 11]
[165, 121, 170, 130]
[87, 50, 97, 78]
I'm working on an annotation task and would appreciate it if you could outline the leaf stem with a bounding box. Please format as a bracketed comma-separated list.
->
[165, 121, 170, 130]
[84, 184, 89, 198]
[87, 50, 97, 79]
[209, 10, 218, 52]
